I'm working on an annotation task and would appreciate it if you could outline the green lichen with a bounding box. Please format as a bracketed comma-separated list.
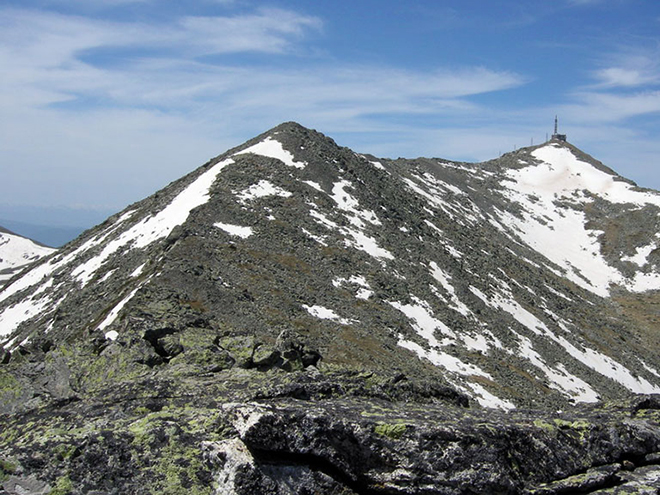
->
[533, 419, 555, 431]
[0, 424, 20, 446]
[0, 369, 21, 403]
[49, 475, 73, 495]
[167, 328, 234, 375]
[151, 443, 212, 495]
[0, 458, 18, 483]
[53, 443, 78, 460]
[375, 422, 407, 439]
[219, 335, 256, 368]
[126, 408, 215, 494]
[553, 418, 591, 430]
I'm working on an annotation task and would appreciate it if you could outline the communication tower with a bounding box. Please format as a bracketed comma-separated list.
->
[551, 116, 567, 142]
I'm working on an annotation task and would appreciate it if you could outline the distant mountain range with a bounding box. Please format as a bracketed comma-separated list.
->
[0, 220, 83, 249]
[0, 204, 114, 248]
[0, 225, 55, 286]
[3, 122, 660, 494]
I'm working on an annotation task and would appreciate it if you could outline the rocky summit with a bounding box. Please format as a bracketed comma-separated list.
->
[3, 122, 660, 494]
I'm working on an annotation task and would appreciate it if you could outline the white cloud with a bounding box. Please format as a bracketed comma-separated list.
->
[562, 91, 660, 123]
[179, 8, 322, 55]
[4, 2, 660, 216]
[0, 6, 528, 209]
[0, 6, 322, 64]
[559, 50, 660, 126]
[590, 52, 660, 89]
[593, 67, 657, 88]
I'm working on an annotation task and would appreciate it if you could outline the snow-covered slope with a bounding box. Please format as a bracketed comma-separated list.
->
[0, 226, 55, 285]
[2, 123, 660, 411]
[497, 143, 660, 296]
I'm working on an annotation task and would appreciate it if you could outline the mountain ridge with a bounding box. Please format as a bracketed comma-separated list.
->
[3, 122, 660, 493]
[3, 122, 660, 407]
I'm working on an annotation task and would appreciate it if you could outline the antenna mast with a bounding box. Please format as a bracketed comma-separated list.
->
[551, 116, 567, 142]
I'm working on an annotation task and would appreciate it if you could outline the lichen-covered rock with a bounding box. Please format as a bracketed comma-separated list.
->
[3, 365, 660, 495]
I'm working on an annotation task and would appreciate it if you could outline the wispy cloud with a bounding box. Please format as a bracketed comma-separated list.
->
[0, 6, 524, 117]
[559, 48, 660, 125]
[589, 51, 660, 88]
[593, 67, 659, 88]
[0, 5, 527, 208]
[177, 8, 323, 55]
[562, 91, 660, 123]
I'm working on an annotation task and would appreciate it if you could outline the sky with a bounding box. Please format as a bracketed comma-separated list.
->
[2, 0, 660, 231]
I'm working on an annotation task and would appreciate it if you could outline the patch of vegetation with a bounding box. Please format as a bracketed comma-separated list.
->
[49, 475, 73, 495]
[0, 369, 21, 401]
[374, 422, 407, 439]
[0, 458, 18, 483]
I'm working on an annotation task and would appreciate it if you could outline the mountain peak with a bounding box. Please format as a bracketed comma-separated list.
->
[4, 125, 660, 493]
[3, 122, 660, 406]
[268, 120, 313, 134]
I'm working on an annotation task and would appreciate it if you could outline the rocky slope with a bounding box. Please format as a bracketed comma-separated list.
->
[2, 122, 660, 494]
[0, 226, 55, 287]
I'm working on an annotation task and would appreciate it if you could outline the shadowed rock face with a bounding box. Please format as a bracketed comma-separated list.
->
[3, 122, 660, 493]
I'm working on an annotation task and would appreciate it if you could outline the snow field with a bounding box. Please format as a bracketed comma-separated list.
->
[0, 232, 55, 280]
[333, 275, 374, 300]
[496, 143, 660, 296]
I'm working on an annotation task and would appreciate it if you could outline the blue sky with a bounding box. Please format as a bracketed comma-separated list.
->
[2, 0, 660, 223]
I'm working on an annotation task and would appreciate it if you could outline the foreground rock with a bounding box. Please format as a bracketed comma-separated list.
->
[3, 365, 660, 494]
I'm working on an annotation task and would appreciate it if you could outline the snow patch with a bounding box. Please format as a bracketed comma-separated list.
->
[496, 144, 660, 295]
[622, 242, 656, 267]
[429, 261, 472, 317]
[309, 209, 339, 230]
[71, 159, 234, 287]
[302, 304, 355, 325]
[0, 285, 53, 338]
[471, 283, 660, 397]
[333, 275, 374, 300]
[303, 180, 324, 192]
[344, 228, 394, 260]
[235, 137, 306, 169]
[389, 298, 457, 347]
[514, 333, 600, 403]
[237, 180, 292, 203]
[331, 180, 382, 228]
[466, 382, 516, 410]
[301, 228, 327, 245]
[214, 222, 253, 239]
[97, 281, 148, 331]
[130, 264, 145, 278]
